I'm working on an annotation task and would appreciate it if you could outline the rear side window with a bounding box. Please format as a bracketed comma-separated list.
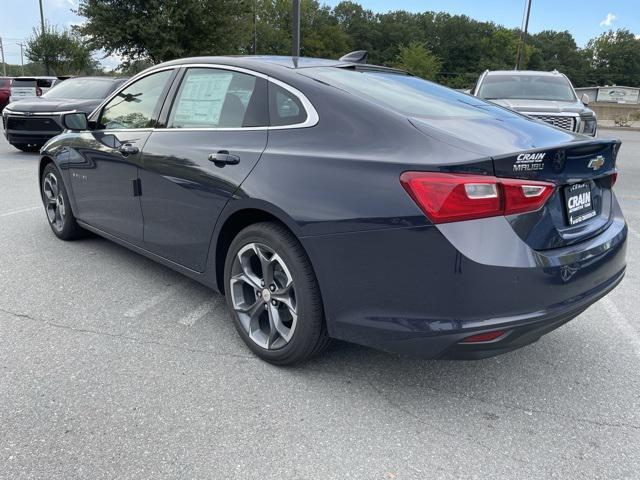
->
[168, 68, 268, 128]
[100, 69, 173, 130]
[268, 83, 307, 126]
[37, 79, 54, 88]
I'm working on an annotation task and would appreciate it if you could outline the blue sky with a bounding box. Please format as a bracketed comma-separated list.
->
[1, 0, 638, 68]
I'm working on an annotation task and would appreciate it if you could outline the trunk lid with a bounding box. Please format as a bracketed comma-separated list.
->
[409, 116, 620, 250]
[493, 139, 620, 250]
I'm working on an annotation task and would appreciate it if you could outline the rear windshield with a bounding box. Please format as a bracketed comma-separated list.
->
[12, 79, 36, 88]
[477, 74, 576, 102]
[43, 78, 114, 99]
[0, 78, 10, 88]
[302, 67, 513, 119]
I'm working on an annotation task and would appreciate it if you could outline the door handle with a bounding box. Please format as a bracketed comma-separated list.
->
[208, 150, 240, 167]
[119, 143, 139, 156]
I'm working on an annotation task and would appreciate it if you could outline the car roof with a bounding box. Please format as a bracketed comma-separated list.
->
[144, 55, 407, 79]
[485, 70, 565, 77]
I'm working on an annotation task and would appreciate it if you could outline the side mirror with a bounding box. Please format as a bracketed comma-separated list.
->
[62, 112, 89, 131]
[581, 93, 590, 106]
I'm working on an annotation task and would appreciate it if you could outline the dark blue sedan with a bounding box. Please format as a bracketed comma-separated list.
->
[38, 56, 627, 365]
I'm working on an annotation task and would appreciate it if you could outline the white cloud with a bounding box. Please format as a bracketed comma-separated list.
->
[600, 12, 617, 27]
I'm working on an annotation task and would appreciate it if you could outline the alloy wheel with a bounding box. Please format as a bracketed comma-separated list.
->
[229, 242, 298, 350]
[43, 172, 66, 232]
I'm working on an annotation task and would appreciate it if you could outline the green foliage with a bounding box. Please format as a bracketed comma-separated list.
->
[25, 25, 98, 75]
[394, 42, 441, 80]
[584, 29, 640, 87]
[69, 0, 639, 89]
[76, 0, 252, 65]
[248, 0, 351, 58]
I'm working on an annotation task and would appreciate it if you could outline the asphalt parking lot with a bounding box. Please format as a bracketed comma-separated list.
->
[0, 126, 639, 480]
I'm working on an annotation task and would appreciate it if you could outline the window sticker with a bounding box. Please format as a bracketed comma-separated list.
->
[174, 72, 233, 127]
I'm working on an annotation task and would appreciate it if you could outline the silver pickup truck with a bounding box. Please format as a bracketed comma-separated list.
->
[472, 70, 597, 136]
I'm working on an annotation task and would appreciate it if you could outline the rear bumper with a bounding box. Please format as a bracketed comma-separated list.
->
[302, 197, 627, 359]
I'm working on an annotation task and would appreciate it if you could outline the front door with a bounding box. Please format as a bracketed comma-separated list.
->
[68, 69, 176, 244]
[138, 67, 270, 271]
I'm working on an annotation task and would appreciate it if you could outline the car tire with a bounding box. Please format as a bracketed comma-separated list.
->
[224, 221, 330, 365]
[13, 143, 41, 153]
[41, 163, 85, 240]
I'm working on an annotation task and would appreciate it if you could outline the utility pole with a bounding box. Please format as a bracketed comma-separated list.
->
[0, 37, 6, 77]
[18, 43, 25, 75]
[253, 0, 257, 55]
[515, 0, 532, 70]
[292, 0, 300, 58]
[39, 0, 50, 75]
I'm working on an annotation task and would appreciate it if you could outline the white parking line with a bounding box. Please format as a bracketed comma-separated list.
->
[177, 298, 221, 326]
[123, 285, 181, 318]
[0, 205, 40, 218]
[600, 296, 640, 358]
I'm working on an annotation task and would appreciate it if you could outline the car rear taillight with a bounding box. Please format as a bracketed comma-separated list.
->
[400, 172, 555, 224]
[36, 87, 43, 96]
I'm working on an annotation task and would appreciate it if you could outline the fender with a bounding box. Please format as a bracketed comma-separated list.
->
[203, 196, 306, 292]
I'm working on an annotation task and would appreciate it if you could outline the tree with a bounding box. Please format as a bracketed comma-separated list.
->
[394, 42, 441, 80]
[25, 25, 98, 75]
[76, 0, 251, 66]
[250, 0, 351, 58]
[528, 30, 590, 86]
[584, 29, 640, 86]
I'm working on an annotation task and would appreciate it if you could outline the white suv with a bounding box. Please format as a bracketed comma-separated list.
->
[473, 70, 598, 136]
[9, 76, 65, 103]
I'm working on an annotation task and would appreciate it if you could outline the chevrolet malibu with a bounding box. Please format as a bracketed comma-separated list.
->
[38, 56, 627, 365]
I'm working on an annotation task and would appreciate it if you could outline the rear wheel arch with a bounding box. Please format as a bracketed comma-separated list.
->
[213, 205, 306, 295]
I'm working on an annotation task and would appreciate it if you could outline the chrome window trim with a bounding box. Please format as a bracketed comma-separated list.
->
[89, 63, 319, 132]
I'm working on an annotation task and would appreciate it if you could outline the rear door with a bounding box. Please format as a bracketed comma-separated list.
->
[493, 140, 620, 250]
[138, 66, 269, 271]
[67, 69, 176, 245]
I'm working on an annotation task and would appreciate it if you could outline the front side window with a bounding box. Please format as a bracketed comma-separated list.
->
[100, 70, 173, 130]
[169, 68, 267, 128]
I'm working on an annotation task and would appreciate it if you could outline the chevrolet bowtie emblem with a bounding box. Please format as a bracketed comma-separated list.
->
[588, 155, 605, 171]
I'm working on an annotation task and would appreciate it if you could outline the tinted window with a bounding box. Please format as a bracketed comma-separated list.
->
[43, 78, 115, 100]
[37, 79, 54, 88]
[269, 83, 306, 126]
[304, 67, 515, 120]
[477, 74, 576, 102]
[12, 79, 35, 88]
[169, 68, 267, 128]
[100, 70, 173, 130]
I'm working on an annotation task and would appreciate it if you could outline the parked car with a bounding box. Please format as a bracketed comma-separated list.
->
[9, 76, 65, 103]
[473, 70, 598, 136]
[2, 76, 128, 152]
[37, 55, 625, 365]
[0, 77, 12, 112]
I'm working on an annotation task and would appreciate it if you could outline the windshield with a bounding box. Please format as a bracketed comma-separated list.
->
[43, 78, 114, 100]
[303, 67, 516, 120]
[477, 74, 576, 102]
